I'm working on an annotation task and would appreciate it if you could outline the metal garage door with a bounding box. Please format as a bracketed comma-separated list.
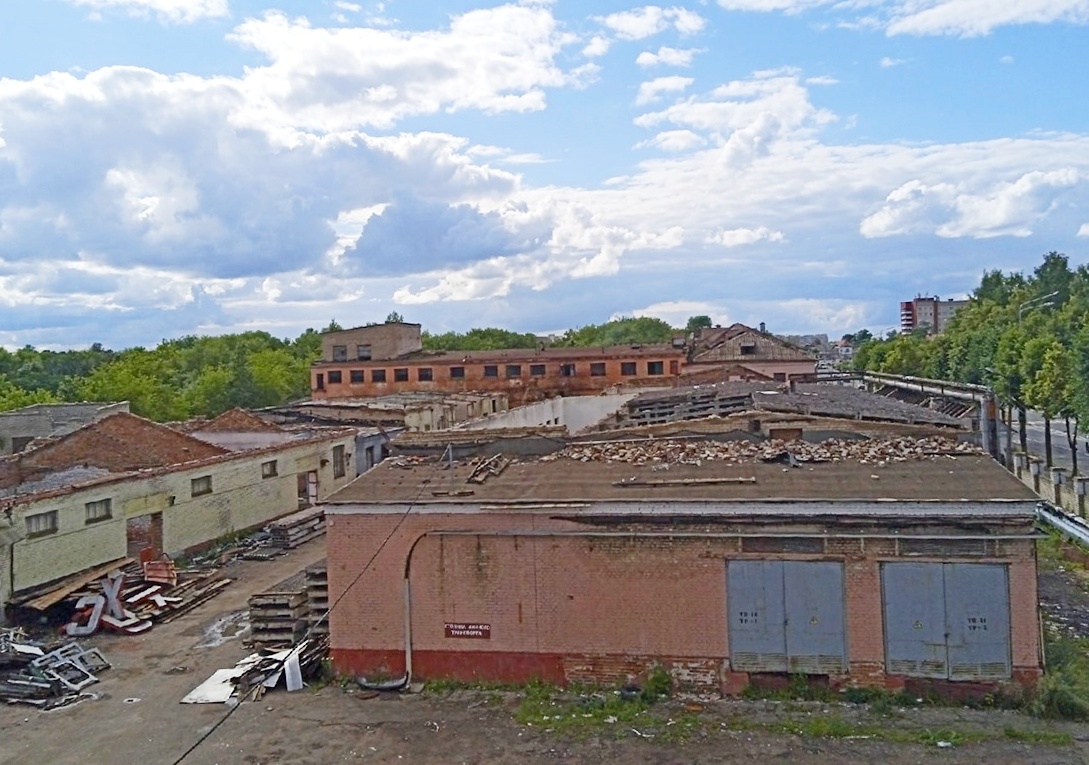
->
[881, 562, 1010, 680]
[728, 561, 846, 674]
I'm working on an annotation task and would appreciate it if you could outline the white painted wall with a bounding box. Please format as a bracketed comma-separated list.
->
[452, 393, 639, 434]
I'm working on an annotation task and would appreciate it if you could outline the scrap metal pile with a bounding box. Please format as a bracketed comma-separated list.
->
[181, 636, 328, 704]
[0, 628, 110, 709]
[544, 436, 984, 467]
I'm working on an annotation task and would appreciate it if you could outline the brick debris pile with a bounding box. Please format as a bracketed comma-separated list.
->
[541, 436, 983, 467]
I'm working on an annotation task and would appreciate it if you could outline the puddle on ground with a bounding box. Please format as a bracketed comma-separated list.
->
[195, 611, 250, 649]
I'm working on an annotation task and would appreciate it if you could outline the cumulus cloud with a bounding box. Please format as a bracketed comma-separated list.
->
[626, 300, 731, 327]
[860, 169, 1081, 239]
[596, 6, 706, 40]
[636, 76, 694, 105]
[879, 57, 906, 67]
[634, 130, 706, 152]
[636, 46, 700, 67]
[229, 5, 585, 132]
[1076, 223, 1089, 237]
[66, 0, 228, 23]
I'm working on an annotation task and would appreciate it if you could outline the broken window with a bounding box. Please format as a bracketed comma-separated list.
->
[85, 499, 112, 524]
[261, 460, 278, 479]
[450, 366, 466, 379]
[620, 362, 637, 376]
[328, 370, 342, 384]
[506, 364, 522, 378]
[191, 475, 213, 497]
[333, 445, 346, 478]
[647, 361, 664, 375]
[484, 365, 499, 377]
[394, 368, 409, 382]
[371, 369, 387, 383]
[418, 367, 434, 381]
[315, 373, 325, 390]
[560, 363, 576, 377]
[356, 344, 372, 360]
[590, 362, 606, 377]
[740, 342, 757, 355]
[773, 373, 787, 382]
[530, 364, 546, 376]
[332, 345, 348, 361]
[26, 510, 58, 537]
[350, 370, 365, 384]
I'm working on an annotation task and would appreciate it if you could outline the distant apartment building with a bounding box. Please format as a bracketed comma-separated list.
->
[900, 295, 969, 335]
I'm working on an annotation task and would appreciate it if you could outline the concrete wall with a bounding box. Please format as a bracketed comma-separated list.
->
[452, 394, 639, 435]
[325, 507, 1041, 694]
[2, 432, 357, 606]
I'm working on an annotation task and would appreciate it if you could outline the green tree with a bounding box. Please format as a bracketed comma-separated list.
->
[686, 315, 713, 333]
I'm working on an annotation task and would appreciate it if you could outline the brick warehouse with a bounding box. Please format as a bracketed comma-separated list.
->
[322, 424, 1043, 696]
[310, 322, 817, 401]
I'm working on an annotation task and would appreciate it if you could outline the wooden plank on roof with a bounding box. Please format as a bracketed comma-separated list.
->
[19, 557, 135, 610]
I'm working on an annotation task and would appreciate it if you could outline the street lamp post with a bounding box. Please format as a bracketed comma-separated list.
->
[1017, 291, 1058, 322]
[1016, 290, 1059, 467]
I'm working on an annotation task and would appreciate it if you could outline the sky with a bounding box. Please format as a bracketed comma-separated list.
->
[1, 0, 1088, 350]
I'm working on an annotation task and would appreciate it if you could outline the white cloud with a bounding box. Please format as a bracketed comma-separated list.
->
[887, 0, 1089, 37]
[583, 35, 612, 57]
[66, 0, 228, 23]
[624, 300, 731, 327]
[706, 226, 785, 246]
[636, 46, 700, 67]
[1000, 55, 1015, 64]
[596, 6, 707, 40]
[860, 169, 1081, 239]
[715, 0, 1089, 36]
[879, 56, 906, 67]
[1076, 223, 1089, 237]
[636, 76, 694, 105]
[228, 5, 585, 132]
[634, 130, 707, 152]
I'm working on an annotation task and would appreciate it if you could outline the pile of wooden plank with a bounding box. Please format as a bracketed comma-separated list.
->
[268, 507, 326, 549]
[248, 589, 309, 647]
[305, 563, 329, 637]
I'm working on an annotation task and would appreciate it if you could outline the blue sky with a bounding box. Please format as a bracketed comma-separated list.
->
[1, 0, 1088, 350]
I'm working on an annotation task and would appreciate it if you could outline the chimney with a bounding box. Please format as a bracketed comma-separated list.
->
[759, 322, 766, 333]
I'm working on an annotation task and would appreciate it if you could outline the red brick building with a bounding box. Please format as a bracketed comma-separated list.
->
[310, 322, 819, 402]
[323, 429, 1041, 696]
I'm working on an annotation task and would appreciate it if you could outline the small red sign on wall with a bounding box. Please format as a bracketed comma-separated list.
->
[444, 622, 491, 639]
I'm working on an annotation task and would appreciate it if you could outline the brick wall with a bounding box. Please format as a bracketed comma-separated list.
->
[321, 324, 422, 362]
[326, 508, 1041, 694]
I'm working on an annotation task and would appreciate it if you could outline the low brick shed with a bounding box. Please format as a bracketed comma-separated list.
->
[323, 446, 1042, 695]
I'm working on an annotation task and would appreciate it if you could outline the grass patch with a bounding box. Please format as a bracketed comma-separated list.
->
[1003, 726, 1073, 745]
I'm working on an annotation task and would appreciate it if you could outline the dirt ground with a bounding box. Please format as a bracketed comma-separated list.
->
[2, 536, 1089, 765]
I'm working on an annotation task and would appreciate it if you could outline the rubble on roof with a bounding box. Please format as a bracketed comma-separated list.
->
[541, 435, 983, 467]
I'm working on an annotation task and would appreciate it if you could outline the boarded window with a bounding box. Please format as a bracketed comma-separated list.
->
[261, 460, 278, 478]
[371, 369, 387, 383]
[506, 364, 522, 378]
[26, 511, 58, 537]
[394, 368, 409, 382]
[85, 498, 112, 524]
[450, 366, 466, 379]
[647, 361, 664, 375]
[328, 370, 342, 384]
[669, 360, 679, 374]
[191, 475, 213, 497]
[530, 364, 546, 376]
[418, 368, 434, 381]
[315, 373, 325, 390]
[621, 362, 637, 376]
[356, 344, 372, 360]
[350, 370, 365, 384]
[333, 445, 346, 478]
[484, 365, 499, 378]
[590, 362, 606, 377]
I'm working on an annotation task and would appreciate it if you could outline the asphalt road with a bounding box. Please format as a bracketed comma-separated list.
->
[997, 410, 1086, 474]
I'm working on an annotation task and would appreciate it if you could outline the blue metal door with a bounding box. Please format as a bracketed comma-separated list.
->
[727, 560, 787, 672]
[784, 561, 846, 674]
[882, 563, 949, 678]
[945, 564, 1011, 679]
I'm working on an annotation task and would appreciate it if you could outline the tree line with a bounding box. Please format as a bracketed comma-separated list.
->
[1, 315, 714, 422]
[851, 252, 1089, 473]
